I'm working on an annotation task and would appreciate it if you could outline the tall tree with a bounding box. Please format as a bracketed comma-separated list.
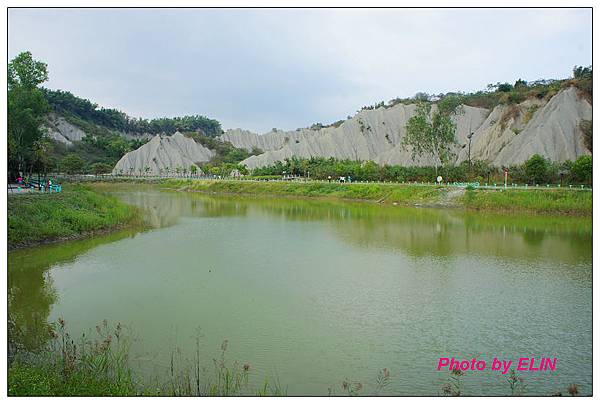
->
[8, 51, 48, 89]
[402, 102, 459, 175]
[60, 154, 86, 174]
[8, 52, 50, 178]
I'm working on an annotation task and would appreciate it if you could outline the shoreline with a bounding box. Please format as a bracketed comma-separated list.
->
[7, 180, 591, 252]
[7, 185, 143, 251]
[7, 222, 145, 251]
[163, 179, 592, 216]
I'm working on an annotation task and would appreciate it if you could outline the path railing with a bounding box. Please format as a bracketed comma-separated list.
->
[8, 182, 63, 194]
[46, 173, 593, 191]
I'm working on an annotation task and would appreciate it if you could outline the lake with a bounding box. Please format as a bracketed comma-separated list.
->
[8, 188, 592, 396]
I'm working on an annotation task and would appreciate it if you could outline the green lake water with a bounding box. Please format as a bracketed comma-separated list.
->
[8, 189, 592, 396]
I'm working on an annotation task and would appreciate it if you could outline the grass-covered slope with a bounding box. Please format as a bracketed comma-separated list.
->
[461, 188, 592, 216]
[8, 186, 141, 248]
[165, 179, 448, 204]
[165, 179, 592, 215]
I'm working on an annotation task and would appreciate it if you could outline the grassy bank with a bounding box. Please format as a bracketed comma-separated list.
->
[164, 179, 592, 215]
[8, 185, 142, 249]
[462, 188, 592, 216]
[165, 179, 448, 204]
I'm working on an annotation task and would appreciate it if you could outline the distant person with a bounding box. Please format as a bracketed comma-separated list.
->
[47, 179, 52, 192]
[17, 175, 22, 184]
[327, 175, 332, 182]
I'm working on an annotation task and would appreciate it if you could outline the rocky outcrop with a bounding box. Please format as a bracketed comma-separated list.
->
[225, 104, 489, 169]
[221, 87, 591, 169]
[43, 113, 87, 146]
[112, 132, 214, 175]
[490, 87, 591, 165]
[43, 113, 154, 146]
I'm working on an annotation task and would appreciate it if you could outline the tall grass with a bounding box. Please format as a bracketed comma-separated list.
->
[8, 185, 142, 248]
[8, 318, 291, 396]
[462, 188, 592, 215]
[8, 319, 137, 396]
[8, 319, 586, 396]
[7, 319, 382, 396]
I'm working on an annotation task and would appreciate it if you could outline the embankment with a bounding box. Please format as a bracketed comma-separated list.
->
[8, 185, 142, 249]
[164, 179, 592, 216]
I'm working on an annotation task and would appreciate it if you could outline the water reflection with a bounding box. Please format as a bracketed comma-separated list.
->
[8, 229, 140, 354]
[7, 190, 592, 395]
[118, 190, 592, 264]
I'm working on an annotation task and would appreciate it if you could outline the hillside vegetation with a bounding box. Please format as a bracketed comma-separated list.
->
[375, 66, 592, 112]
[43, 88, 222, 136]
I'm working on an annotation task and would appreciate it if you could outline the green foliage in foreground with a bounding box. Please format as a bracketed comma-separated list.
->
[462, 188, 592, 216]
[8, 320, 291, 396]
[8, 186, 141, 248]
[9, 320, 138, 396]
[8, 361, 136, 396]
[8, 318, 586, 396]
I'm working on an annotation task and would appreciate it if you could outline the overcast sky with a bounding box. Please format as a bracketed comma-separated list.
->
[8, 8, 592, 133]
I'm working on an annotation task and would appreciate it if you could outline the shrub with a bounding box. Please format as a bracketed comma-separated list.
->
[90, 162, 113, 175]
[60, 154, 86, 174]
[571, 155, 592, 185]
[524, 154, 550, 184]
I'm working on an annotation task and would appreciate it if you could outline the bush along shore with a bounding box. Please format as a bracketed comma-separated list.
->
[164, 179, 592, 216]
[8, 185, 143, 249]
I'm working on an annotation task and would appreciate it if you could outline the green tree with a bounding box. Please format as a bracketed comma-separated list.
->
[31, 137, 54, 176]
[61, 154, 86, 174]
[8, 51, 49, 89]
[8, 52, 50, 178]
[361, 160, 380, 181]
[402, 102, 459, 175]
[90, 162, 113, 175]
[524, 154, 549, 184]
[497, 83, 513, 92]
[514, 79, 528, 88]
[437, 95, 464, 116]
[573, 65, 592, 79]
[571, 155, 592, 185]
[190, 165, 198, 176]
